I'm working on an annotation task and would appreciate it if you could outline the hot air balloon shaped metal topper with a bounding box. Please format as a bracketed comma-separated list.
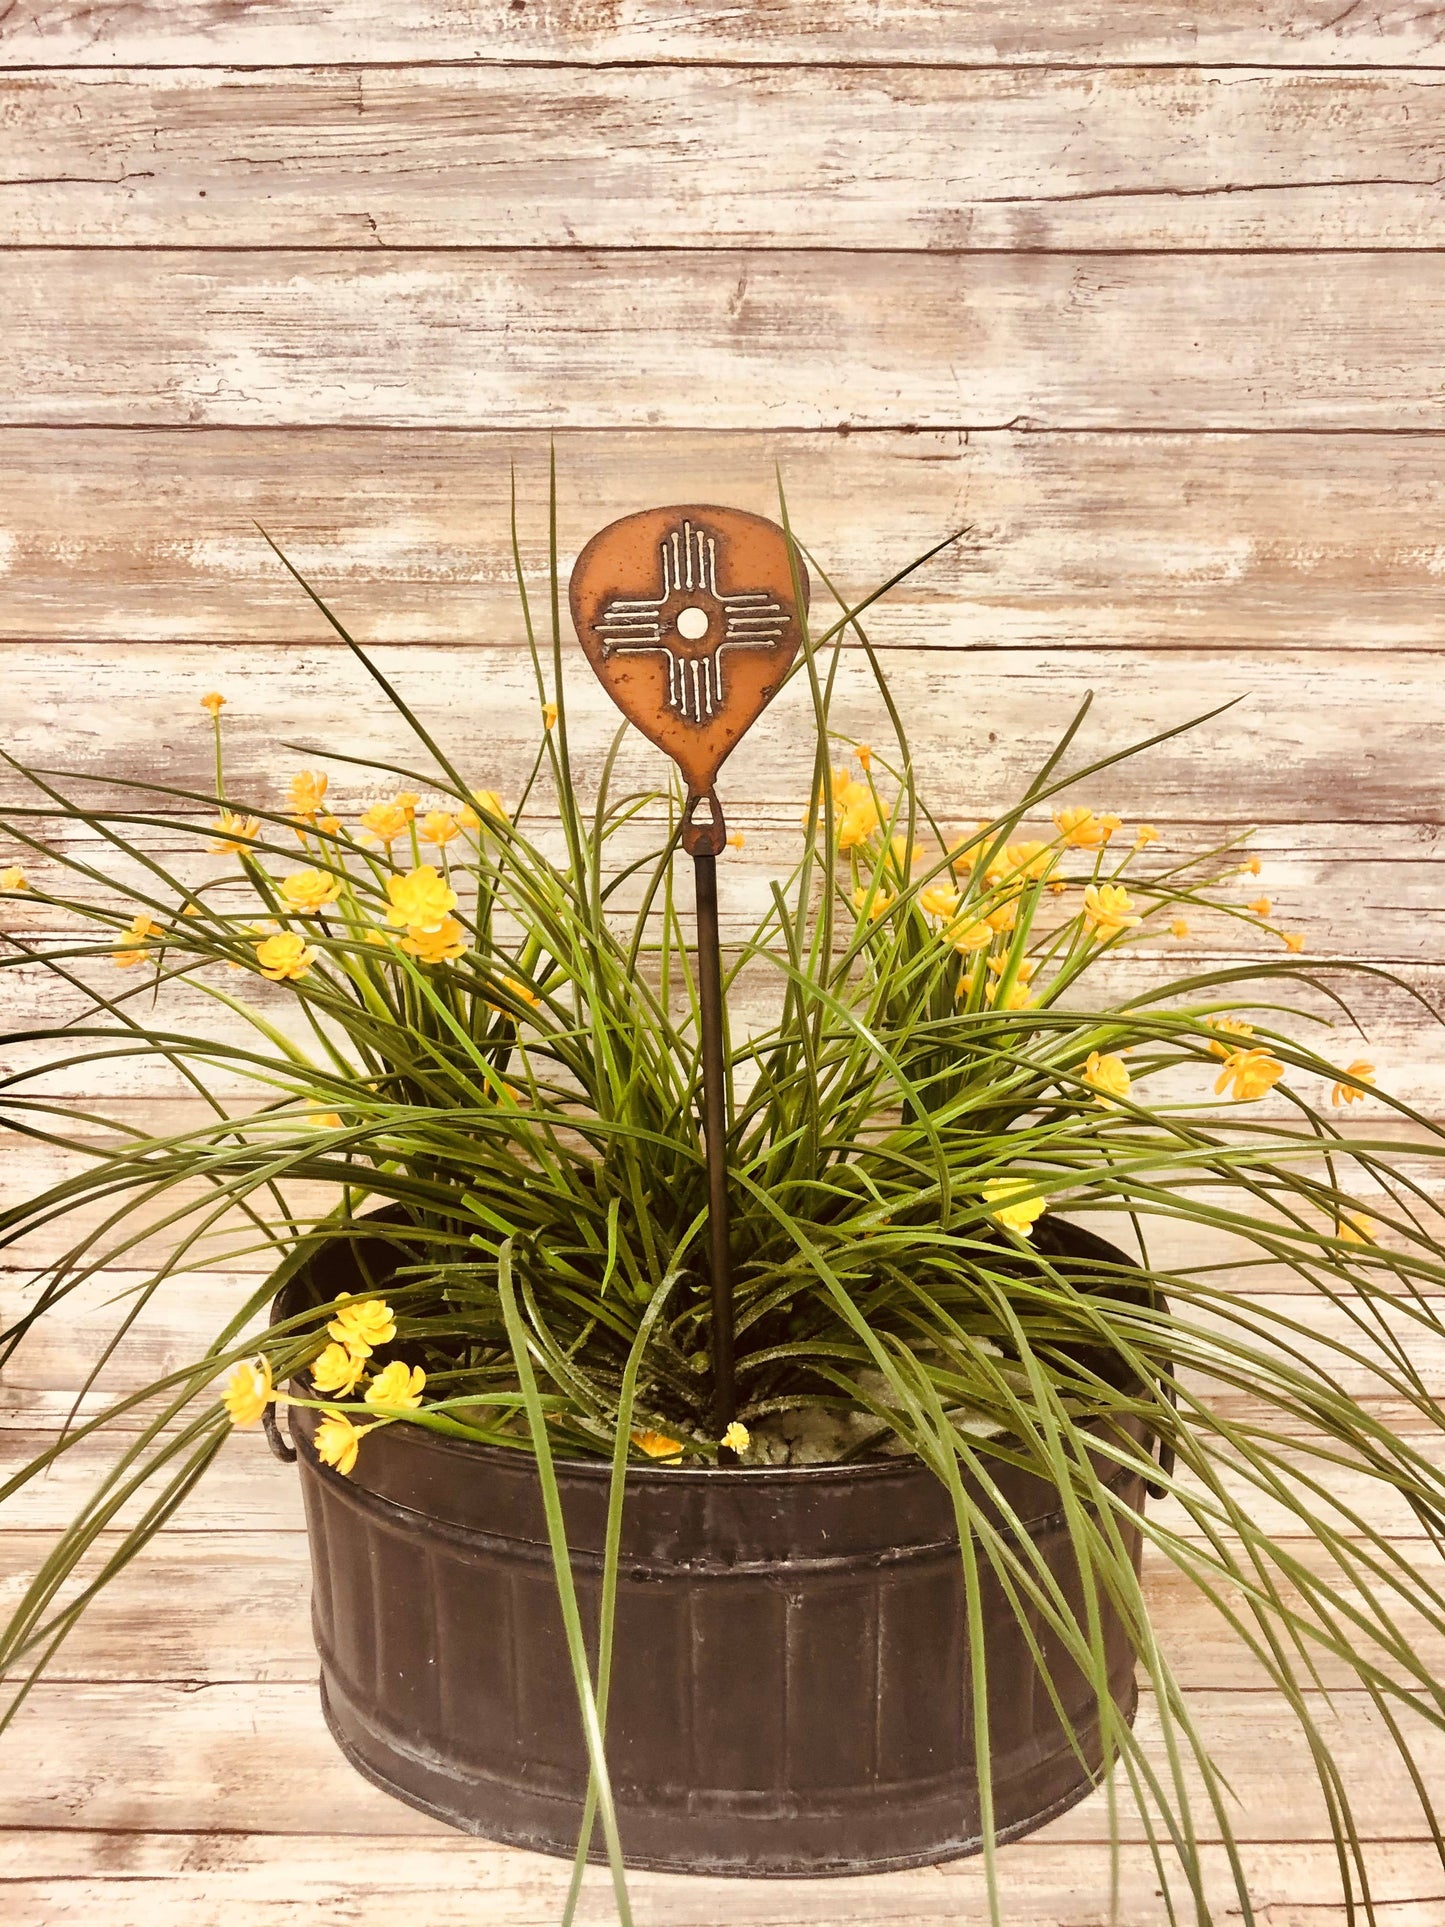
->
[570, 504, 810, 1442]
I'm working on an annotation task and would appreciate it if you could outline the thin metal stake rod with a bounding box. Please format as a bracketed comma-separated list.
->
[690, 833, 736, 1439]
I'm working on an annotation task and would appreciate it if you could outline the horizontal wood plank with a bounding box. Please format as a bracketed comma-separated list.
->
[2, 1833, 1441, 1927]
[11, 251, 1445, 430]
[10, 67, 1445, 252]
[0, 818, 1441, 959]
[9, 428, 1445, 653]
[4, 643, 1445, 826]
[6, 2, 1445, 71]
[4, 1677, 1440, 1843]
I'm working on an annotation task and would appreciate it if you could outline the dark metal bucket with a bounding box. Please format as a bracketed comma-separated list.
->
[273, 1222, 1150, 1876]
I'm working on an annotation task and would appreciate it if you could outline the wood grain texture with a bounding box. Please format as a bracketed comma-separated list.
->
[11, 250, 1445, 430]
[9, 67, 1445, 252]
[1, 642, 1440, 825]
[2, 819, 1440, 958]
[7, 428, 1445, 652]
[7, 1, 1445, 70]
[3, 1834, 1441, 1927]
[6, 1679, 1440, 1841]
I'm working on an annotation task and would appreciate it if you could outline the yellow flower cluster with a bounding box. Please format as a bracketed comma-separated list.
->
[1214, 1046, 1285, 1103]
[459, 789, 508, 832]
[384, 865, 468, 964]
[223, 1354, 273, 1427]
[982, 1178, 1046, 1238]
[210, 808, 261, 855]
[1331, 1059, 1375, 1107]
[1053, 806, 1121, 849]
[255, 931, 317, 981]
[112, 912, 162, 969]
[1082, 1050, 1131, 1105]
[279, 868, 341, 915]
[1082, 883, 1140, 940]
[306, 1296, 426, 1478]
[289, 770, 328, 821]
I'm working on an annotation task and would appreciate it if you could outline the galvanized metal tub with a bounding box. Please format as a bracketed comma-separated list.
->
[275, 1222, 1149, 1876]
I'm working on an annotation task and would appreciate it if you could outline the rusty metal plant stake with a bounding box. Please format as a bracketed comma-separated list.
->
[570, 505, 809, 1435]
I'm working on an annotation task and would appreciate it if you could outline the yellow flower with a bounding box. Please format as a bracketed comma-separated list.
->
[364, 928, 391, 947]
[255, 931, 317, 981]
[1082, 883, 1141, 940]
[488, 974, 541, 1012]
[201, 691, 226, 717]
[985, 979, 1034, 1012]
[721, 1420, 751, 1454]
[1054, 806, 1114, 849]
[1170, 918, 1190, 940]
[400, 916, 468, 964]
[852, 885, 895, 922]
[1240, 855, 1262, 876]
[314, 1410, 371, 1477]
[726, 831, 745, 850]
[949, 823, 991, 870]
[987, 954, 1036, 983]
[327, 1295, 397, 1359]
[1337, 1211, 1375, 1245]
[288, 770, 329, 820]
[856, 744, 873, 772]
[0, 866, 27, 891]
[985, 895, 1019, 933]
[982, 1178, 1046, 1238]
[365, 1360, 427, 1411]
[310, 1341, 366, 1396]
[279, 868, 342, 915]
[1283, 931, 1306, 953]
[396, 791, 420, 822]
[420, 810, 460, 847]
[1083, 1050, 1132, 1105]
[633, 1427, 683, 1459]
[1214, 1046, 1285, 1102]
[459, 789, 508, 831]
[113, 912, 162, 968]
[360, 800, 410, 846]
[1205, 1015, 1254, 1058]
[309, 1111, 344, 1130]
[385, 865, 457, 933]
[223, 1355, 272, 1427]
[1004, 840, 1054, 882]
[209, 808, 261, 854]
[1134, 824, 1159, 849]
[316, 814, 342, 837]
[1331, 1059, 1375, 1106]
[1247, 896, 1272, 918]
[948, 918, 993, 954]
[919, 883, 960, 921]
[542, 700, 559, 731]
[837, 790, 881, 851]
[181, 901, 202, 917]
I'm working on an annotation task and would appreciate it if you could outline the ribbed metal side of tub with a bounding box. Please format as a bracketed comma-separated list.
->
[286, 1398, 1144, 1875]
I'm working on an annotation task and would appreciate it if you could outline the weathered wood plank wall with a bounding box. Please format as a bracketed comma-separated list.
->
[2, 3, 1443, 1922]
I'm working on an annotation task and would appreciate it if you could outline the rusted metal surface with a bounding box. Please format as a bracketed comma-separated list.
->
[571, 504, 811, 1438]
[569, 503, 809, 800]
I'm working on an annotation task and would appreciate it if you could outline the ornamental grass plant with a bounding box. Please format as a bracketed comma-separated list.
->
[2, 488, 1444, 1921]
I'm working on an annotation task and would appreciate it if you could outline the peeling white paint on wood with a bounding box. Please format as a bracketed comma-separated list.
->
[12, 251, 1445, 431]
[9, 67, 1445, 252]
